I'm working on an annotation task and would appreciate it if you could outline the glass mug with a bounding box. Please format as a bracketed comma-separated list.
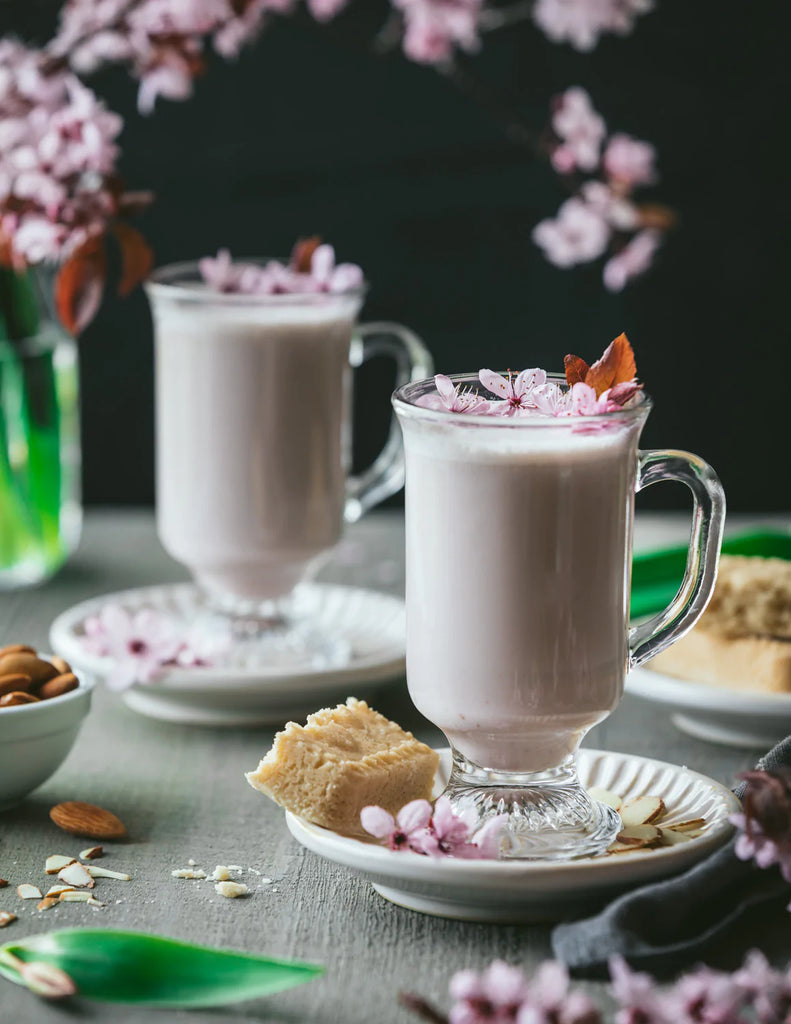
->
[146, 262, 432, 665]
[393, 373, 725, 859]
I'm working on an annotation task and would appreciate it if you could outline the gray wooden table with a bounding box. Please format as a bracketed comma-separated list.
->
[0, 510, 787, 1023]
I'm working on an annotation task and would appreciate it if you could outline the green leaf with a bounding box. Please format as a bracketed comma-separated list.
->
[0, 929, 323, 1008]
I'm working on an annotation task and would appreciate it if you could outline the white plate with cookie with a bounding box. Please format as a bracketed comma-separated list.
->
[285, 747, 739, 923]
[627, 664, 791, 749]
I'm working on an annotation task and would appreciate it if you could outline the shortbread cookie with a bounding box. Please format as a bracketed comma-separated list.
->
[698, 554, 791, 639]
[246, 698, 439, 836]
[651, 629, 791, 693]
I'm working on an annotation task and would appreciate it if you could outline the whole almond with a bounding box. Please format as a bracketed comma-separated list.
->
[38, 673, 79, 700]
[0, 674, 33, 698]
[49, 656, 72, 675]
[0, 691, 40, 707]
[0, 644, 36, 658]
[0, 653, 57, 687]
[50, 801, 127, 841]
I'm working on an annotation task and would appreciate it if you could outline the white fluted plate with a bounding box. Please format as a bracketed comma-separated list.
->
[49, 583, 405, 727]
[285, 747, 739, 923]
[627, 665, 791, 749]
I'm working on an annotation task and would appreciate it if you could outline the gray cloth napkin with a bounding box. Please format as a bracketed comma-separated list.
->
[551, 736, 791, 978]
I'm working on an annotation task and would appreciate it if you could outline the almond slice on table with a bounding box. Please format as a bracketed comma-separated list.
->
[46, 855, 76, 874]
[58, 862, 94, 889]
[17, 884, 42, 900]
[587, 787, 622, 810]
[85, 866, 130, 881]
[59, 891, 92, 903]
[618, 796, 666, 827]
[80, 846, 103, 860]
[87, 897, 105, 909]
[0, 912, 17, 927]
[46, 885, 74, 897]
[49, 801, 127, 840]
[37, 897, 59, 911]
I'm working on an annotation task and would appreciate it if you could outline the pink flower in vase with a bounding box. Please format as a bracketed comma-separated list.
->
[82, 604, 182, 691]
[360, 799, 434, 852]
[479, 368, 547, 414]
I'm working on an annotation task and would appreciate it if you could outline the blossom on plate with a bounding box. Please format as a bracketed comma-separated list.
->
[603, 230, 661, 292]
[532, 198, 611, 268]
[533, 0, 653, 52]
[449, 960, 530, 1024]
[603, 133, 657, 187]
[392, 0, 484, 64]
[551, 88, 606, 174]
[732, 768, 791, 884]
[82, 604, 183, 690]
[360, 799, 434, 852]
[420, 796, 508, 860]
[478, 368, 547, 414]
[418, 374, 492, 414]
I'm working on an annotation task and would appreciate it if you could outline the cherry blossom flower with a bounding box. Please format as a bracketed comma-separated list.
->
[664, 966, 747, 1024]
[360, 799, 434, 852]
[608, 955, 673, 1024]
[732, 768, 791, 884]
[533, 0, 653, 52]
[307, 0, 351, 21]
[532, 198, 611, 268]
[732, 951, 791, 1023]
[392, 0, 484, 64]
[603, 133, 658, 186]
[603, 230, 662, 291]
[580, 181, 639, 231]
[449, 961, 530, 1024]
[551, 88, 606, 174]
[198, 246, 364, 295]
[517, 961, 602, 1024]
[478, 368, 547, 414]
[418, 374, 492, 413]
[82, 604, 183, 690]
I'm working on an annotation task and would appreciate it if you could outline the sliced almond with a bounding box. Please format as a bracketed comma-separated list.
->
[37, 897, 59, 911]
[215, 881, 249, 898]
[80, 846, 103, 860]
[607, 839, 642, 854]
[85, 865, 130, 881]
[615, 824, 660, 849]
[0, 911, 17, 927]
[59, 891, 92, 903]
[17, 884, 42, 900]
[46, 885, 74, 897]
[618, 796, 665, 827]
[587, 787, 622, 810]
[666, 818, 706, 832]
[87, 897, 105, 908]
[46, 854, 76, 874]
[58, 862, 94, 889]
[171, 869, 206, 879]
[657, 827, 695, 846]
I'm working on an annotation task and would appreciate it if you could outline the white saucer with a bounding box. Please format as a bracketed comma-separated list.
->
[285, 747, 740, 923]
[627, 665, 791, 749]
[49, 583, 405, 727]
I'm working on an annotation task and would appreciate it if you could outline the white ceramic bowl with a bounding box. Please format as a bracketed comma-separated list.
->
[0, 670, 95, 810]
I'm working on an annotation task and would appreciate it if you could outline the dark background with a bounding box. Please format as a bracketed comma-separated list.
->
[4, 1, 788, 510]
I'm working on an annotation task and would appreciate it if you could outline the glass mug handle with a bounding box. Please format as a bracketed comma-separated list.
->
[345, 322, 434, 523]
[629, 449, 726, 668]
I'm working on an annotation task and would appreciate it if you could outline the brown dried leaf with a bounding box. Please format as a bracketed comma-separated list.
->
[54, 234, 107, 335]
[564, 354, 590, 386]
[113, 222, 154, 297]
[291, 236, 321, 273]
[585, 332, 637, 397]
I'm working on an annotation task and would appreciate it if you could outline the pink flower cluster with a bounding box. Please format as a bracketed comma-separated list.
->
[198, 246, 364, 295]
[532, 0, 653, 53]
[360, 795, 507, 859]
[52, 0, 351, 113]
[393, 0, 484, 64]
[0, 39, 123, 263]
[405, 950, 791, 1024]
[533, 87, 662, 291]
[82, 604, 229, 690]
[732, 768, 791, 909]
[417, 370, 641, 419]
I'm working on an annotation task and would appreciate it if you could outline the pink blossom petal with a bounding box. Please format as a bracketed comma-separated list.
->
[360, 805, 396, 838]
[396, 798, 434, 834]
[478, 369, 512, 399]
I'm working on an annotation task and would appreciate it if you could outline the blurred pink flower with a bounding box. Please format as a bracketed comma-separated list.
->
[83, 604, 182, 690]
[532, 197, 611, 268]
[360, 799, 433, 852]
[449, 961, 530, 1024]
[580, 181, 639, 230]
[307, 0, 350, 21]
[198, 246, 363, 294]
[609, 956, 672, 1024]
[551, 87, 606, 173]
[603, 132, 657, 186]
[393, 0, 483, 64]
[534, 0, 653, 52]
[517, 961, 602, 1024]
[603, 230, 661, 291]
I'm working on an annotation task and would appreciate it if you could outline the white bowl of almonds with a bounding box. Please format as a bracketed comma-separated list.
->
[0, 644, 94, 810]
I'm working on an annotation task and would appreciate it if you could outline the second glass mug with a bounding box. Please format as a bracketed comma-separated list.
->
[393, 373, 726, 859]
[146, 262, 433, 664]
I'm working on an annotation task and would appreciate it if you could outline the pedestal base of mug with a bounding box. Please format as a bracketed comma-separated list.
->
[197, 585, 352, 671]
[444, 749, 620, 861]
